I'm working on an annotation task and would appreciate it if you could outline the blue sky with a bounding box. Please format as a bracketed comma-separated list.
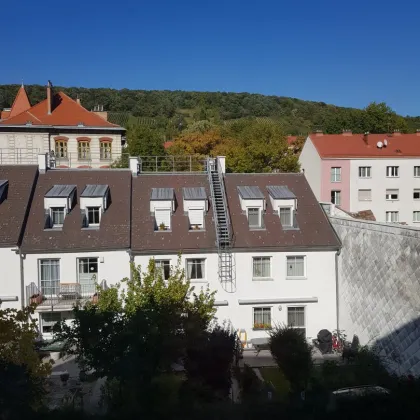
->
[2, 0, 419, 115]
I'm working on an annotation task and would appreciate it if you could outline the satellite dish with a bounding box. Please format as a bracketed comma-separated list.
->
[383, 139, 388, 147]
[377, 141, 383, 148]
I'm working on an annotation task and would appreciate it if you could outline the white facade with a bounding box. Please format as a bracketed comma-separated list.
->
[0, 248, 22, 310]
[299, 136, 322, 200]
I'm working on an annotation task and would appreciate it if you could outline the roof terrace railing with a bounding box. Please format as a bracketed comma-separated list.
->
[138, 155, 208, 173]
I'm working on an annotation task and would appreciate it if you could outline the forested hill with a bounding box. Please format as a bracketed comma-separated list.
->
[1, 84, 419, 134]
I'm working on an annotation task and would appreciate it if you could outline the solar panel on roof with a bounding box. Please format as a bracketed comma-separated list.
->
[151, 188, 174, 200]
[81, 184, 109, 197]
[266, 185, 296, 199]
[45, 185, 77, 198]
[183, 187, 207, 200]
[237, 186, 264, 199]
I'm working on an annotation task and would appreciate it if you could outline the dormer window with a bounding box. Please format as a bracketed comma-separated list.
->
[44, 185, 76, 229]
[0, 180, 8, 205]
[183, 187, 207, 230]
[237, 186, 265, 229]
[151, 188, 175, 232]
[267, 185, 297, 229]
[80, 185, 110, 228]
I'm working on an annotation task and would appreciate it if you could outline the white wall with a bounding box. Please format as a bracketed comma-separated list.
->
[349, 158, 420, 224]
[299, 137, 322, 199]
[0, 247, 22, 310]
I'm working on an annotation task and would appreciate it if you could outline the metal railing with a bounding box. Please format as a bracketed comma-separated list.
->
[50, 153, 120, 168]
[138, 155, 208, 173]
[0, 148, 40, 164]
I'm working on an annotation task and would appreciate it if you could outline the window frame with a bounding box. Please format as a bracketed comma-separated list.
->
[358, 166, 371, 178]
[253, 307, 272, 330]
[87, 206, 101, 225]
[247, 207, 262, 228]
[331, 190, 341, 206]
[186, 258, 206, 281]
[286, 256, 306, 279]
[50, 206, 65, 227]
[78, 141, 91, 160]
[100, 141, 112, 160]
[40, 312, 63, 335]
[414, 166, 420, 178]
[252, 256, 272, 280]
[386, 166, 399, 178]
[386, 211, 399, 223]
[414, 189, 420, 200]
[358, 189, 372, 201]
[77, 257, 99, 296]
[155, 259, 171, 280]
[413, 211, 420, 223]
[38, 258, 60, 297]
[385, 189, 399, 201]
[279, 206, 292, 227]
[330, 167, 342, 182]
[154, 208, 171, 231]
[55, 140, 68, 159]
[287, 306, 306, 337]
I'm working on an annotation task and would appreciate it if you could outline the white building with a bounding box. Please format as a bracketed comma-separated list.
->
[299, 131, 420, 225]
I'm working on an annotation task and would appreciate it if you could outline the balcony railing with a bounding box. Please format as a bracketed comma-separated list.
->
[26, 282, 99, 310]
[0, 148, 40, 164]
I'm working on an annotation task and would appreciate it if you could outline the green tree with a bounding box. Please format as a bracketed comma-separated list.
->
[126, 123, 165, 156]
[362, 102, 408, 133]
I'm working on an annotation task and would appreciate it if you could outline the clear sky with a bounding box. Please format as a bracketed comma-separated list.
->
[2, 0, 419, 115]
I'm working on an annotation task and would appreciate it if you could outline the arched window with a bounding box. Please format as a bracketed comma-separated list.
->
[77, 137, 91, 160]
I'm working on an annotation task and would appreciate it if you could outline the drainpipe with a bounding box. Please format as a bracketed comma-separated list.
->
[19, 247, 25, 309]
[335, 249, 341, 332]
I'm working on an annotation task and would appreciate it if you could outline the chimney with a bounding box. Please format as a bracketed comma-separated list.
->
[129, 157, 139, 176]
[393, 129, 401, 136]
[92, 104, 108, 121]
[315, 130, 323, 136]
[47, 80, 52, 115]
[38, 153, 48, 173]
[363, 132, 369, 144]
[416, 129, 420, 137]
[217, 156, 226, 174]
[342, 129, 352, 136]
[76, 97, 81, 106]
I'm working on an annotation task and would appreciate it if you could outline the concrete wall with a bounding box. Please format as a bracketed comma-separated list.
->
[299, 137, 322, 200]
[331, 216, 420, 375]
[0, 247, 22, 310]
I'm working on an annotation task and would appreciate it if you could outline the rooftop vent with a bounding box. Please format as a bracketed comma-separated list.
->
[77, 122, 84, 127]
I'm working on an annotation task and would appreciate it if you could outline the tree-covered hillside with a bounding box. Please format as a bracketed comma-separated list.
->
[1, 84, 419, 135]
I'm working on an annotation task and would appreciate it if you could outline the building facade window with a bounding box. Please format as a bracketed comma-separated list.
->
[385, 189, 399, 201]
[39, 259, 60, 296]
[331, 190, 341, 206]
[186, 259, 205, 280]
[413, 211, 420, 222]
[279, 207, 292, 227]
[100, 142, 112, 160]
[87, 207, 100, 225]
[358, 189, 372, 201]
[78, 258, 98, 295]
[253, 307, 271, 330]
[359, 166, 371, 178]
[51, 207, 65, 226]
[248, 207, 261, 228]
[155, 260, 171, 280]
[287, 306, 306, 337]
[252, 257, 271, 279]
[55, 141, 68, 158]
[40, 312, 62, 335]
[414, 166, 420, 177]
[78, 141, 90, 159]
[286, 256, 305, 278]
[414, 189, 420, 200]
[330, 167, 341, 182]
[386, 211, 399, 223]
[154, 208, 171, 231]
[386, 166, 399, 177]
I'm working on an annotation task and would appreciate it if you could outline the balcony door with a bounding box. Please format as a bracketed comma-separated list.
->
[39, 259, 60, 297]
[78, 258, 98, 296]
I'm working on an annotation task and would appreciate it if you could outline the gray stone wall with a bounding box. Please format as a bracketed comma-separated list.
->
[331, 217, 420, 375]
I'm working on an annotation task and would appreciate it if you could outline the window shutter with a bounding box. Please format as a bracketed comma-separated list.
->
[44, 209, 51, 229]
[189, 208, 204, 227]
[81, 209, 88, 228]
[155, 209, 171, 229]
[358, 190, 371, 201]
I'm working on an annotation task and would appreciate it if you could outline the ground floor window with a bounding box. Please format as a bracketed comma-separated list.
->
[155, 259, 171, 280]
[253, 307, 271, 330]
[40, 311, 72, 335]
[186, 259, 205, 280]
[287, 306, 306, 337]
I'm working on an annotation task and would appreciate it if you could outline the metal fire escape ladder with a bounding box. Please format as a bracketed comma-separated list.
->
[208, 158, 236, 293]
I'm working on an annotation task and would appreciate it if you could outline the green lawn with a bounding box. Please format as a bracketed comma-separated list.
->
[259, 367, 290, 399]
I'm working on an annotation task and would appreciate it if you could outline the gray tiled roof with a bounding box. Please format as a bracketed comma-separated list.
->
[237, 186, 264, 199]
[266, 185, 296, 199]
[81, 184, 109, 197]
[183, 187, 207, 200]
[45, 184, 76, 198]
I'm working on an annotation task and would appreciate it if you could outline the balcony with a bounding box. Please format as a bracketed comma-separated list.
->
[26, 282, 99, 311]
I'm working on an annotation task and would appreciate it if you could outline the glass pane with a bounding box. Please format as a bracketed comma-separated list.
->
[280, 208, 291, 226]
[248, 208, 260, 227]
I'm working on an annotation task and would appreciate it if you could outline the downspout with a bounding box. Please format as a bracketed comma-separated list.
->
[19, 247, 25, 309]
[335, 248, 341, 332]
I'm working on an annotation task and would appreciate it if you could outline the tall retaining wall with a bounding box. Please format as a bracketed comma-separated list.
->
[331, 216, 420, 375]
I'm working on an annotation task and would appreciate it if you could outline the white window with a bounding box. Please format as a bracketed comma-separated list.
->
[386, 166, 399, 177]
[330, 167, 341, 182]
[253, 307, 271, 330]
[386, 211, 399, 223]
[414, 189, 420, 200]
[414, 166, 420, 177]
[331, 190, 341, 206]
[286, 256, 305, 278]
[87, 207, 100, 225]
[252, 257, 271, 279]
[51, 207, 65, 226]
[155, 260, 171, 280]
[413, 212, 420, 222]
[40, 312, 62, 335]
[279, 207, 292, 227]
[247, 207, 261, 228]
[287, 307, 306, 337]
[385, 189, 399, 201]
[39, 259, 60, 296]
[78, 258, 98, 296]
[358, 189, 372, 201]
[359, 166, 371, 178]
[186, 259, 205, 280]
[155, 208, 171, 231]
[188, 208, 204, 230]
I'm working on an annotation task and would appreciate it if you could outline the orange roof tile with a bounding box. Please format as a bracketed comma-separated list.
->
[309, 133, 420, 158]
[0, 91, 121, 129]
[9, 85, 31, 118]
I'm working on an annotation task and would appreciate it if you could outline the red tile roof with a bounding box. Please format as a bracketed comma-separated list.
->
[0, 91, 121, 128]
[310, 133, 420, 158]
[9, 85, 31, 118]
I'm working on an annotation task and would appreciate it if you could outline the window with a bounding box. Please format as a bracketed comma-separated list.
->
[330, 167, 341, 182]
[253, 307, 271, 330]
[331, 190, 341, 206]
[414, 167, 420, 177]
[385, 189, 399, 201]
[413, 212, 420, 222]
[286, 256, 305, 278]
[100, 142, 112, 160]
[188, 208, 204, 230]
[155, 208, 171, 230]
[279, 207, 292, 227]
[78, 141, 90, 159]
[186, 259, 205, 280]
[248, 207, 261, 228]
[359, 166, 371, 178]
[40, 312, 62, 334]
[78, 258, 98, 295]
[39, 259, 60, 296]
[252, 257, 271, 279]
[87, 207, 100, 225]
[55, 141, 68, 158]
[155, 260, 171, 280]
[287, 307, 306, 337]
[414, 189, 420, 200]
[386, 211, 399, 223]
[358, 189, 372, 201]
[51, 207, 65, 226]
[386, 166, 399, 177]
